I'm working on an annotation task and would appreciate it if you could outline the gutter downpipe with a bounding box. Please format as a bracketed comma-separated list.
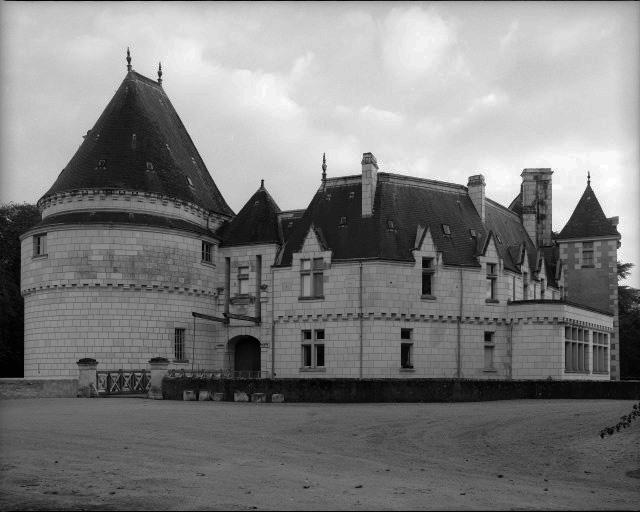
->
[359, 261, 363, 380]
[457, 268, 463, 378]
[271, 266, 276, 378]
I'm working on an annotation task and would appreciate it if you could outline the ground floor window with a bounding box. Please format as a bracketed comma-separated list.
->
[302, 329, 325, 368]
[564, 326, 589, 373]
[400, 329, 413, 368]
[484, 331, 495, 370]
[174, 328, 185, 361]
[592, 331, 609, 373]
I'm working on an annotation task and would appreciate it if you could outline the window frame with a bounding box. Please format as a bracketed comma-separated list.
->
[301, 329, 326, 369]
[564, 325, 590, 374]
[237, 266, 250, 296]
[32, 233, 47, 258]
[174, 328, 186, 362]
[483, 331, 496, 371]
[421, 257, 435, 297]
[485, 263, 498, 303]
[299, 257, 324, 299]
[400, 328, 414, 369]
[581, 242, 594, 268]
[201, 240, 214, 264]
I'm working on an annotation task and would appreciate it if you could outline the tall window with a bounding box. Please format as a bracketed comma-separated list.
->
[301, 329, 325, 368]
[564, 326, 589, 373]
[540, 279, 546, 299]
[300, 258, 324, 298]
[238, 266, 250, 295]
[400, 329, 413, 369]
[582, 242, 594, 267]
[484, 332, 495, 370]
[486, 263, 498, 301]
[201, 241, 213, 263]
[33, 234, 47, 257]
[174, 328, 185, 361]
[421, 258, 435, 296]
[592, 331, 609, 373]
[523, 272, 529, 300]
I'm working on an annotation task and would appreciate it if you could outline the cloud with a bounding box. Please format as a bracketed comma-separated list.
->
[500, 21, 520, 51]
[359, 105, 404, 128]
[381, 6, 458, 84]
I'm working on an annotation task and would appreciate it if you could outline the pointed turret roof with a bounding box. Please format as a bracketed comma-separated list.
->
[219, 181, 282, 246]
[558, 182, 619, 240]
[41, 68, 233, 217]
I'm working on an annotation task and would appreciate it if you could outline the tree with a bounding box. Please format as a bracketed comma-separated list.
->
[0, 203, 41, 377]
[617, 261, 640, 380]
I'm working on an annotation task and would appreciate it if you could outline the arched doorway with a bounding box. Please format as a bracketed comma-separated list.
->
[230, 335, 261, 376]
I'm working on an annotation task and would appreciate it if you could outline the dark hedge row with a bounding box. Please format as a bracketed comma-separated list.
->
[161, 377, 640, 402]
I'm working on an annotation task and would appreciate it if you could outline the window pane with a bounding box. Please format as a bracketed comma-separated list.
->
[302, 330, 312, 340]
[422, 257, 432, 269]
[401, 328, 411, 340]
[313, 272, 323, 297]
[401, 343, 412, 368]
[484, 332, 493, 343]
[301, 259, 311, 271]
[313, 258, 324, 270]
[239, 278, 249, 295]
[315, 344, 325, 367]
[422, 272, 432, 295]
[302, 345, 312, 367]
[484, 346, 494, 369]
[315, 329, 325, 340]
[301, 274, 311, 296]
[175, 328, 185, 360]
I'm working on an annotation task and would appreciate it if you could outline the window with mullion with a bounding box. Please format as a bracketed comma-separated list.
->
[301, 329, 325, 368]
[300, 258, 324, 298]
[486, 263, 498, 301]
[421, 257, 434, 296]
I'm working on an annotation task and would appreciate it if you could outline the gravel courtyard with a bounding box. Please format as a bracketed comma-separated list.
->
[0, 398, 638, 510]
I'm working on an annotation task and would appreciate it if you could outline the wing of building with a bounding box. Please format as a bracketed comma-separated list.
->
[21, 57, 621, 382]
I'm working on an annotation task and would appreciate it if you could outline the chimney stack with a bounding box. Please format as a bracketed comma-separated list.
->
[521, 168, 553, 247]
[467, 174, 486, 222]
[361, 152, 378, 217]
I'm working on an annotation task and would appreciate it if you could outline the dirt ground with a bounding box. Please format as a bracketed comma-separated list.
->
[0, 398, 638, 511]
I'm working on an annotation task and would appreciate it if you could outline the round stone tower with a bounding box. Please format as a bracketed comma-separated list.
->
[20, 55, 233, 378]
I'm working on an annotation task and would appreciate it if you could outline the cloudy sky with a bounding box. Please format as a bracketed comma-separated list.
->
[1, 2, 638, 285]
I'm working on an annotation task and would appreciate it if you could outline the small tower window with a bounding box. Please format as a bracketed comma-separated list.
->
[33, 234, 47, 257]
[186, 176, 194, 187]
[131, 133, 137, 150]
[348, 191, 355, 200]
[338, 216, 347, 227]
[146, 161, 154, 171]
[469, 229, 477, 238]
[442, 224, 451, 236]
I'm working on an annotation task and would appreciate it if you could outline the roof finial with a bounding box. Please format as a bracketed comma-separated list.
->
[126, 47, 132, 72]
[260, 179, 264, 189]
[157, 62, 163, 85]
[321, 153, 327, 193]
[587, 170, 591, 186]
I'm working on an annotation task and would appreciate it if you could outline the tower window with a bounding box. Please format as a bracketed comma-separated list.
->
[174, 328, 186, 361]
[33, 234, 47, 257]
[582, 242, 594, 267]
[201, 241, 214, 264]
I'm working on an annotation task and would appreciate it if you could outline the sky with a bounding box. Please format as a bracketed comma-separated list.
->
[1, 1, 638, 286]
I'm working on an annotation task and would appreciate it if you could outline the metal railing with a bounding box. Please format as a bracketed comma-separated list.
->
[96, 369, 151, 395]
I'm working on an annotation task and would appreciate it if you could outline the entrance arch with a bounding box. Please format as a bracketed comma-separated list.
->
[229, 335, 261, 376]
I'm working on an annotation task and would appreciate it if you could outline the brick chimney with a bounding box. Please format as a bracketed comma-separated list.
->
[467, 174, 486, 222]
[521, 168, 553, 247]
[361, 152, 378, 217]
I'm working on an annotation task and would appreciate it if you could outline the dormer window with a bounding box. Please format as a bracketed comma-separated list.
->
[96, 159, 107, 170]
[348, 191, 355, 200]
[186, 176, 194, 188]
[469, 229, 477, 238]
[442, 224, 451, 236]
[486, 263, 498, 302]
[146, 161, 154, 171]
[387, 219, 395, 230]
[338, 216, 347, 227]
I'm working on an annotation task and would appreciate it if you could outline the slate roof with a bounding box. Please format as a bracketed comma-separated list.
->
[33, 211, 214, 237]
[218, 183, 282, 246]
[275, 173, 538, 272]
[558, 183, 619, 239]
[41, 70, 233, 218]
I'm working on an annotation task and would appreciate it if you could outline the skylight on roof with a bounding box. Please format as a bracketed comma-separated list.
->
[442, 224, 451, 235]
[470, 229, 477, 238]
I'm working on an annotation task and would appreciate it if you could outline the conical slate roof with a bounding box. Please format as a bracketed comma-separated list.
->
[558, 183, 619, 239]
[219, 182, 282, 246]
[41, 69, 233, 217]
